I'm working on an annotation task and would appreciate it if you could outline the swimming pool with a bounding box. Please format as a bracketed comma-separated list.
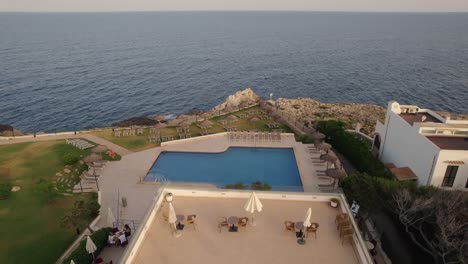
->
[144, 147, 303, 191]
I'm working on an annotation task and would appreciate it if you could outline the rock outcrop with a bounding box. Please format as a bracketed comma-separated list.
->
[272, 98, 386, 135]
[0, 124, 23, 136]
[271, 97, 468, 135]
[210, 88, 260, 113]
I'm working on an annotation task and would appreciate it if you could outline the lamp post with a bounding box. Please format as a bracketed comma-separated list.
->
[269, 93, 273, 101]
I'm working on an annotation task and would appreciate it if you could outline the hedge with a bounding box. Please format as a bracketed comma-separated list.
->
[0, 182, 12, 200]
[64, 227, 112, 264]
[316, 120, 393, 179]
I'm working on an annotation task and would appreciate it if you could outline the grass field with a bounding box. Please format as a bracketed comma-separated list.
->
[0, 141, 96, 264]
[90, 106, 293, 152]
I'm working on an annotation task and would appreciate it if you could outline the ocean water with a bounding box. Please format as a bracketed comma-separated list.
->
[0, 12, 467, 133]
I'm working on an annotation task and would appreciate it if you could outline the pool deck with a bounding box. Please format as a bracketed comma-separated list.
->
[95, 133, 338, 257]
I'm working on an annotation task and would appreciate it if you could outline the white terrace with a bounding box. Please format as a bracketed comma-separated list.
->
[120, 188, 372, 264]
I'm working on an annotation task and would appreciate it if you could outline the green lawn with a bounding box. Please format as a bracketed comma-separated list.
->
[0, 141, 96, 264]
[90, 106, 293, 152]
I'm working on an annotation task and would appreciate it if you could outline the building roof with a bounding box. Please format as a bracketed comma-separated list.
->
[121, 189, 372, 264]
[399, 113, 442, 126]
[390, 167, 418, 181]
[426, 136, 468, 151]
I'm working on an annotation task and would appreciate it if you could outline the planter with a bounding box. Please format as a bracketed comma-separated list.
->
[329, 198, 340, 208]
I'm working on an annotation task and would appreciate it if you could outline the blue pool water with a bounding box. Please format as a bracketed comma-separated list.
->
[144, 147, 303, 191]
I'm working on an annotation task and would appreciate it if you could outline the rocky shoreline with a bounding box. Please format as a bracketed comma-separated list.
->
[4, 88, 467, 136]
[112, 88, 467, 136]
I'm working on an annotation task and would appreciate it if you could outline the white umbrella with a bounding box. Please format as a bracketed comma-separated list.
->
[303, 208, 312, 228]
[85, 236, 97, 261]
[168, 203, 177, 228]
[70, 260, 76, 264]
[244, 192, 263, 226]
[107, 208, 116, 227]
[168, 203, 182, 237]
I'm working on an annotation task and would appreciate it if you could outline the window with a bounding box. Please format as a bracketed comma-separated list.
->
[442, 166, 458, 187]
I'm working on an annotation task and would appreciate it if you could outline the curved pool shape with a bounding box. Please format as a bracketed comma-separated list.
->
[145, 147, 303, 191]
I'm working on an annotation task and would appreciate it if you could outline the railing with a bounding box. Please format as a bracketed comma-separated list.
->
[120, 186, 374, 264]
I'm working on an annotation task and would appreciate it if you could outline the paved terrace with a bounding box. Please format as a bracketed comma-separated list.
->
[122, 188, 372, 264]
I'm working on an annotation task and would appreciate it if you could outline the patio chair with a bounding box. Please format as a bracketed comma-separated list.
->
[238, 217, 248, 230]
[284, 221, 295, 232]
[186, 214, 197, 230]
[337, 220, 351, 230]
[306, 222, 319, 239]
[217, 217, 229, 233]
[339, 225, 353, 238]
[340, 228, 354, 245]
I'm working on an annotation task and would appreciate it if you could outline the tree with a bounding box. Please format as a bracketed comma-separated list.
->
[62, 196, 100, 233]
[393, 189, 468, 264]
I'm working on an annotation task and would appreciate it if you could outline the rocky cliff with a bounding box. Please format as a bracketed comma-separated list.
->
[209, 88, 260, 114]
[0, 124, 23, 136]
[271, 97, 468, 135]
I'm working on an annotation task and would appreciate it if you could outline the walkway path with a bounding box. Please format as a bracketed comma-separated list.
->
[0, 133, 133, 156]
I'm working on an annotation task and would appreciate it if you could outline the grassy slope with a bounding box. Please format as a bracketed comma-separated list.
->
[0, 141, 94, 264]
[90, 106, 293, 152]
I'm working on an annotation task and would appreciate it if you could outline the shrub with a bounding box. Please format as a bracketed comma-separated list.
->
[64, 227, 112, 264]
[296, 134, 315, 144]
[316, 120, 392, 179]
[101, 151, 121, 161]
[251, 181, 271, 191]
[36, 179, 59, 202]
[0, 182, 12, 200]
[62, 153, 80, 165]
[225, 182, 247, 189]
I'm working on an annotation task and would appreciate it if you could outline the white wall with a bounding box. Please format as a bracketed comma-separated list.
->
[379, 112, 439, 185]
[431, 150, 468, 189]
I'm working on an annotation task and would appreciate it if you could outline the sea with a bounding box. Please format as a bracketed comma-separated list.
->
[1, 12, 467, 133]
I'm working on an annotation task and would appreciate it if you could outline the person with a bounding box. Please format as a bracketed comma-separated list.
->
[124, 224, 131, 237]
[108, 232, 116, 246]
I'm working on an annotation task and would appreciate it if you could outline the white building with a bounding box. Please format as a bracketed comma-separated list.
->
[373, 101, 468, 190]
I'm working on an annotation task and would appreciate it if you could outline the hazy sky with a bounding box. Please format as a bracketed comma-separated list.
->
[1, 0, 467, 12]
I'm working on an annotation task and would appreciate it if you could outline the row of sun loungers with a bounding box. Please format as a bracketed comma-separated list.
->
[228, 132, 282, 142]
[266, 123, 281, 128]
[178, 134, 192, 139]
[223, 126, 237, 132]
[258, 115, 272, 120]
[176, 127, 190, 133]
[114, 129, 144, 137]
[149, 128, 160, 134]
[66, 139, 94, 150]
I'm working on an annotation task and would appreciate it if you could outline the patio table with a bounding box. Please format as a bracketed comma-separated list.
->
[176, 215, 185, 230]
[228, 216, 239, 232]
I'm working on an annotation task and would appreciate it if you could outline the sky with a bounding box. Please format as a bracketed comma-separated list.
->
[0, 0, 467, 12]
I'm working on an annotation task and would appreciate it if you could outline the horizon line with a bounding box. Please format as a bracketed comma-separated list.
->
[1, 10, 468, 14]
